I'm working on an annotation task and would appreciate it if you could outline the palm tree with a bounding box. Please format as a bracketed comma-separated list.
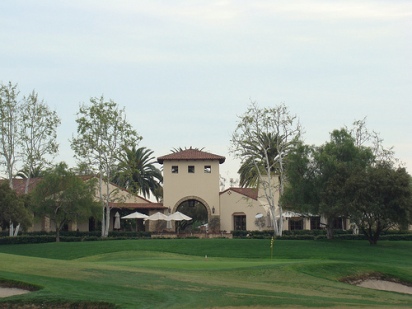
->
[113, 146, 163, 201]
[238, 132, 281, 188]
[171, 146, 205, 153]
[15, 164, 45, 179]
[15, 164, 46, 194]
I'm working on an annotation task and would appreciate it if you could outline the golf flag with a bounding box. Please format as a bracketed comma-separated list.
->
[270, 236, 274, 259]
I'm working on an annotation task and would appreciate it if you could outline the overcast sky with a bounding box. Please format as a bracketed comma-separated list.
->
[1, 1, 411, 185]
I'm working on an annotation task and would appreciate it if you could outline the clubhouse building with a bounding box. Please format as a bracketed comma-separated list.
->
[5, 148, 346, 234]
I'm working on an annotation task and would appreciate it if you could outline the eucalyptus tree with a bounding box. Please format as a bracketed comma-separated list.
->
[19, 90, 60, 193]
[71, 96, 141, 237]
[0, 82, 20, 188]
[0, 82, 60, 192]
[113, 146, 163, 201]
[231, 102, 302, 236]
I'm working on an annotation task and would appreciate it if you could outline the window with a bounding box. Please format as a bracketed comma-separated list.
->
[234, 215, 246, 231]
[289, 218, 303, 230]
[171, 166, 178, 173]
[204, 165, 211, 173]
[188, 165, 195, 173]
[332, 217, 347, 230]
[310, 216, 321, 230]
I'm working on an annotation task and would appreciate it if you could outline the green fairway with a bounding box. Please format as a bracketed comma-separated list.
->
[1, 239, 412, 308]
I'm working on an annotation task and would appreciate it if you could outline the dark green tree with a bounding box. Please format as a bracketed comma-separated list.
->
[31, 163, 100, 242]
[0, 182, 32, 233]
[113, 146, 163, 201]
[346, 163, 412, 244]
[282, 129, 374, 239]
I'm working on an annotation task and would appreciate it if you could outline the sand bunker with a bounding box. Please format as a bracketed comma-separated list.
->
[357, 279, 412, 294]
[0, 287, 30, 298]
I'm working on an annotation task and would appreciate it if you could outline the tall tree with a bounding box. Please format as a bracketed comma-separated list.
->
[31, 163, 100, 242]
[19, 90, 61, 193]
[346, 163, 412, 244]
[0, 82, 20, 188]
[237, 132, 281, 188]
[231, 102, 301, 236]
[113, 146, 163, 201]
[282, 129, 374, 239]
[70, 96, 141, 237]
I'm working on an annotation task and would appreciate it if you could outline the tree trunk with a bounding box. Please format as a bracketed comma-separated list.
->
[104, 206, 111, 237]
[98, 173, 106, 238]
[270, 207, 279, 236]
[365, 221, 381, 245]
[25, 175, 31, 194]
[326, 217, 334, 239]
[101, 205, 106, 237]
[278, 206, 283, 237]
[55, 227, 60, 242]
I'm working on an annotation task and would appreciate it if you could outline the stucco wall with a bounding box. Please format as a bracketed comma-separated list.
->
[93, 179, 149, 204]
[219, 190, 267, 232]
[162, 160, 221, 214]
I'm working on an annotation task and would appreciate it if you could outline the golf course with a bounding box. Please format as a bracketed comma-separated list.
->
[1, 238, 412, 308]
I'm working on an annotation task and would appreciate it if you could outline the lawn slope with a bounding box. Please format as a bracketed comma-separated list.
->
[1, 239, 412, 308]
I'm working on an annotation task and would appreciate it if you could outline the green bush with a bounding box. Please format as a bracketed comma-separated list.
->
[0, 235, 55, 245]
[380, 234, 412, 241]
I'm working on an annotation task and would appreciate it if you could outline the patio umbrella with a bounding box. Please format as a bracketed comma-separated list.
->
[145, 212, 169, 221]
[167, 211, 192, 221]
[167, 211, 192, 234]
[121, 211, 149, 219]
[114, 212, 121, 229]
[121, 211, 148, 232]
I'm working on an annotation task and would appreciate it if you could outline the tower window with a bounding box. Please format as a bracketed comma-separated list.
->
[204, 165, 211, 173]
[172, 166, 178, 173]
[188, 165, 195, 173]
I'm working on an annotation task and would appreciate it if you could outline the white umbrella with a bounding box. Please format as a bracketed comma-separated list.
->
[121, 211, 148, 232]
[167, 211, 192, 221]
[167, 211, 192, 234]
[114, 212, 121, 229]
[146, 212, 169, 221]
[121, 211, 149, 219]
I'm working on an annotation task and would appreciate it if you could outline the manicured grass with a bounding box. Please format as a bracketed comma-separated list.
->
[1, 239, 412, 308]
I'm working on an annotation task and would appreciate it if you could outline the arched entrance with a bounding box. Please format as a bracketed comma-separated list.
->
[173, 197, 210, 232]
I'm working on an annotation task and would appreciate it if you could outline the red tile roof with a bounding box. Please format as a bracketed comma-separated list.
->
[0, 178, 43, 195]
[220, 187, 258, 200]
[157, 148, 225, 164]
[1, 176, 153, 205]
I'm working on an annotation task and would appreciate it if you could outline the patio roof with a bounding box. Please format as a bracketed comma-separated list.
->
[109, 202, 166, 210]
